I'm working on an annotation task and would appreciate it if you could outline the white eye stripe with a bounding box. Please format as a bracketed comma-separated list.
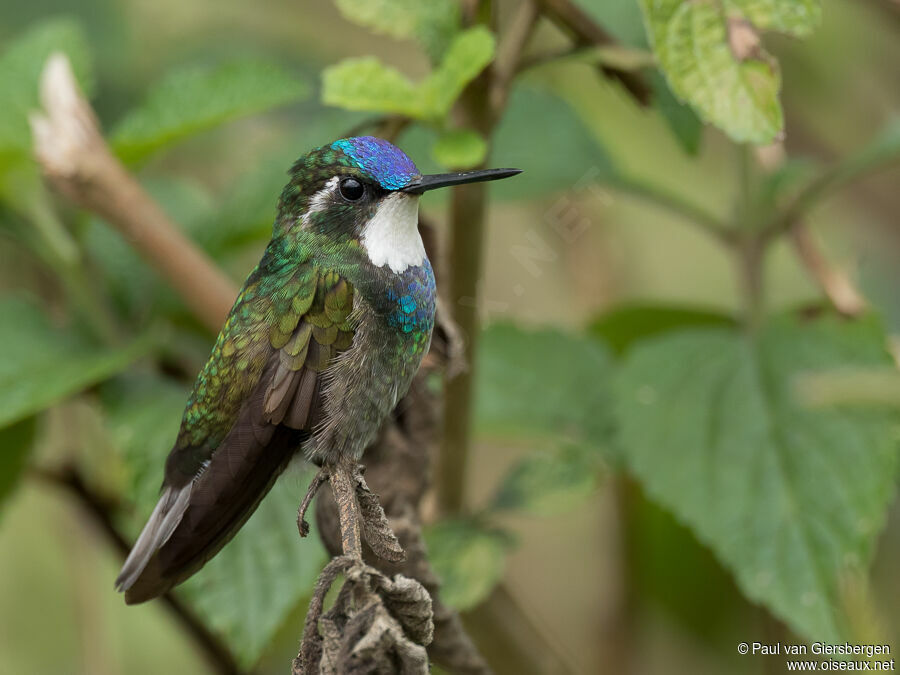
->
[301, 176, 340, 226]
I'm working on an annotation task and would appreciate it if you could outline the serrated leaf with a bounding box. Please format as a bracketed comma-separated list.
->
[322, 57, 420, 117]
[418, 26, 494, 117]
[0, 416, 37, 515]
[590, 302, 735, 355]
[105, 373, 327, 668]
[0, 296, 150, 429]
[322, 26, 494, 121]
[111, 59, 309, 163]
[333, 0, 459, 63]
[639, 0, 821, 144]
[474, 323, 614, 446]
[491, 443, 602, 516]
[431, 129, 486, 169]
[614, 314, 900, 640]
[425, 518, 512, 610]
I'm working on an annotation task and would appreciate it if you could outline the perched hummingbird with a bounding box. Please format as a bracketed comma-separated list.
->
[115, 136, 520, 603]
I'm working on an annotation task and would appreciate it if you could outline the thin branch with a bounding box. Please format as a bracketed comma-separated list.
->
[789, 223, 866, 317]
[762, 126, 900, 241]
[490, 0, 540, 116]
[533, 0, 651, 104]
[610, 177, 735, 246]
[30, 54, 237, 333]
[31, 466, 245, 675]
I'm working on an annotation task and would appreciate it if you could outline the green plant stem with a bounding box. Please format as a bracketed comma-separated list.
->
[610, 177, 734, 246]
[763, 124, 900, 241]
[439, 0, 517, 515]
[737, 235, 765, 333]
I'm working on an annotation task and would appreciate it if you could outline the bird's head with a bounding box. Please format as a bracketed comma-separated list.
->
[276, 136, 520, 273]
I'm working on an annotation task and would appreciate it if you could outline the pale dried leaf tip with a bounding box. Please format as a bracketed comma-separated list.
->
[29, 52, 101, 176]
[727, 18, 763, 62]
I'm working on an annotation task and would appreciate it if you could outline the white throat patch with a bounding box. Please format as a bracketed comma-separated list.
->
[361, 192, 424, 273]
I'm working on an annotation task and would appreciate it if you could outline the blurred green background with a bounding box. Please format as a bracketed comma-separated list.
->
[0, 1, 899, 674]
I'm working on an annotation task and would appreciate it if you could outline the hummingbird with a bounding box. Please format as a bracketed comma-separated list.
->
[115, 136, 520, 603]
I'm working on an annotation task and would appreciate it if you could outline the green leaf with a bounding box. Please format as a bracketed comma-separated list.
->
[418, 26, 495, 117]
[111, 59, 310, 163]
[639, 0, 821, 144]
[322, 26, 494, 121]
[425, 518, 513, 610]
[614, 314, 900, 640]
[102, 374, 187, 512]
[431, 129, 486, 169]
[0, 17, 93, 161]
[322, 57, 420, 117]
[0, 416, 37, 514]
[333, 0, 460, 63]
[590, 302, 735, 356]
[0, 296, 150, 429]
[474, 323, 614, 446]
[491, 443, 602, 516]
[105, 373, 327, 668]
[181, 473, 326, 668]
[649, 71, 703, 155]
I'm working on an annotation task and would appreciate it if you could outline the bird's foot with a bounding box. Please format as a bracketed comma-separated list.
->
[297, 466, 329, 537]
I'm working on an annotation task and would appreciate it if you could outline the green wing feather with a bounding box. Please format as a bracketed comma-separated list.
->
[118, 261, 356, 603]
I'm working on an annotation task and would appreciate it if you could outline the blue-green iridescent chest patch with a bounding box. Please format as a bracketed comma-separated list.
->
[385, 259, 436, 344]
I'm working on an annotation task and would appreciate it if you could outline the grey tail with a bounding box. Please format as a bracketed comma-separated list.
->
[115, 484, 192, 593]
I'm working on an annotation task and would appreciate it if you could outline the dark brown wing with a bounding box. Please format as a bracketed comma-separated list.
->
[117, 270, 355, 603]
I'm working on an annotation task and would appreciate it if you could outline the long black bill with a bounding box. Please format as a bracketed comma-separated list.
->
[400, 168, 521, 194]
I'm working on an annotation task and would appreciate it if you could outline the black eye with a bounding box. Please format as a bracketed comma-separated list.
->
[339, 177, 365, 201]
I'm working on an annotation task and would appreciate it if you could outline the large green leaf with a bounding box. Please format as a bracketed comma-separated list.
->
[111, 59, 310, 163]
[418, 26, 494, 116]
[474, 323, 614, 446]
[614, 314, 900, 640]
[104, 373, 326, 668]
[0, 296, 150, 429]
[639, 0, 821, 144]
[321, 57, 419, 117]
[425, 518, 513, 611]
[0, 416, 37, 514]
[322, 26, 494, 121]
[333, 0, 459, 63]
